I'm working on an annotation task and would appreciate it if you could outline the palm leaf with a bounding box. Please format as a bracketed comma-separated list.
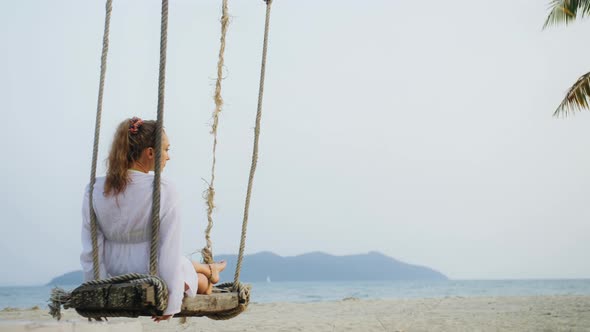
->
[554, 71, 590, 116]
[544, 0, 590, 28]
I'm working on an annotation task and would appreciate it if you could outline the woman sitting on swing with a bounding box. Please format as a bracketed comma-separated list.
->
[80, 117, 227, 321]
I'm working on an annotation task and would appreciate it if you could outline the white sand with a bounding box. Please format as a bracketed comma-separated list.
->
[2, 296, 590, 331]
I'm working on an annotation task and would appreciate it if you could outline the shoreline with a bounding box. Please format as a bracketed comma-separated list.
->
[2, 292, 590, 311]
[2, 292, 590, 309]
[2, 295, 590, 331]
[4, 278, 590, 311]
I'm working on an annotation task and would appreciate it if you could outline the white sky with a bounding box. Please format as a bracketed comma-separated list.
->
[1, 0, 590, 285]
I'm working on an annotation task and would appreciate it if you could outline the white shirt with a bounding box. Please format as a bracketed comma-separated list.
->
[80, 171, 197, 315]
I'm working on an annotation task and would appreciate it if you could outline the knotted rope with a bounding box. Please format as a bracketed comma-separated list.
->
[202, 0, 230, 265]
[205, 282, 251, 320]
[89, 0, 113, 281]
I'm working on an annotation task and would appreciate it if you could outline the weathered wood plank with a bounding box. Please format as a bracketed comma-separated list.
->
[177, 293, 239, 316]
[70, 283, 150, 310]
[70, 282, 239, 317]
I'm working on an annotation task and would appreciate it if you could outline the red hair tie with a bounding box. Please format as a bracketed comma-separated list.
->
[129, 117, 143, 135]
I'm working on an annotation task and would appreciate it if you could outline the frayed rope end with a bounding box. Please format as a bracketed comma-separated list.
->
[48, 287, 71, 321]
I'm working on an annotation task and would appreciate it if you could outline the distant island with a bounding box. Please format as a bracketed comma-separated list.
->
[47, 251, 447, 285]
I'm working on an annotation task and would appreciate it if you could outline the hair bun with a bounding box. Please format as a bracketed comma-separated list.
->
[129, 117, 143, 135]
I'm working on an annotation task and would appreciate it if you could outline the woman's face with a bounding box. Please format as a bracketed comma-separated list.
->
[147, 133, 171, 172]
[161, 133, 171, 170]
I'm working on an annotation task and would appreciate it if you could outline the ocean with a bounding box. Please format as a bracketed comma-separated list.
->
[2, 279, 590, 310]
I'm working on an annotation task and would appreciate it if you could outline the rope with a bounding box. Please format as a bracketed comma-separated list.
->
[150, 0, 169, 276]
[202, 0, 230, 265]
[205, 282, 251, 320]
[234, 0, 273, 286]
[89, 0, 113, 281]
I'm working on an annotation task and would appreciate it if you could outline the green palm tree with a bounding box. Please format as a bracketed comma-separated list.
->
[544, 0, 590, 116]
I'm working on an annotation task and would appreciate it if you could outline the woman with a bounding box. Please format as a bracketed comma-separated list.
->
[80, 117, 226, 321]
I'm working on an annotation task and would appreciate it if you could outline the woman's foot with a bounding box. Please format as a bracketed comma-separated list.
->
[208, 260, 227, 284]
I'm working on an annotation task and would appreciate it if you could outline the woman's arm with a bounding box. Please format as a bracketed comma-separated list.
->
[157, 183, 184, 316]
[80, 185, 108, 281]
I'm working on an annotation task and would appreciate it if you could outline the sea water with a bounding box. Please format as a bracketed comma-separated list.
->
[2, 279, 590, 310]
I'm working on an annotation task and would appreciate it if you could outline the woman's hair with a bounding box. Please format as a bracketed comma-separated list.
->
[104, 117, 157, 196]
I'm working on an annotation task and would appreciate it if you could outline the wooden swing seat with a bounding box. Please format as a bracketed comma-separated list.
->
[69, 281, 239, 318]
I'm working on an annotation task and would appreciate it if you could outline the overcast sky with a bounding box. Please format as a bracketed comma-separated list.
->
[1, 0, 590, 286]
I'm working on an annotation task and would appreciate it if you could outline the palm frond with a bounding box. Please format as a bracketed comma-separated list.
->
[554, 71, 590, 117]
[544, 0, 590, 28]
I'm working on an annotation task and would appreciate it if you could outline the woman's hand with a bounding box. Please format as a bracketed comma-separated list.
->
[151, 314, 172, 322]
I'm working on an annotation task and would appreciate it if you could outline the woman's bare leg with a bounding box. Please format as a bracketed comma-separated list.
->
[196, 273, 212, 295]
[185, 274, 212, 295]
[191, 261, 227, 284]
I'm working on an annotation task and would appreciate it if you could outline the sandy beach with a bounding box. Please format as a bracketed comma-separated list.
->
[2, 296, 590, 331]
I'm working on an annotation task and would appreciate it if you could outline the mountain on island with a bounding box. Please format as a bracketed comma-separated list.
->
[47, 251, 447, 285]
[216, 251, 447, 282]
[47, 270, 84, 286]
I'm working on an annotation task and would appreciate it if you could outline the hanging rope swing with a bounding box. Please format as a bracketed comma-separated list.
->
[49, 0, 274, 320]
